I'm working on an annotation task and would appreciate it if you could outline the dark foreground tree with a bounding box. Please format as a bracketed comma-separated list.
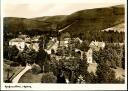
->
[93, 44, 124, 68]
[57, 69, 66, 83]
[36, 48, 50, 72]
[8, 45, 19, 61]
[41, 72, 57, 83]
[31, 64, 41, 74]
[96, 62, 116, 83]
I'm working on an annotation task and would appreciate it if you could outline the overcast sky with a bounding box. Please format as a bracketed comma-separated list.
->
[3, 0, 125, 18]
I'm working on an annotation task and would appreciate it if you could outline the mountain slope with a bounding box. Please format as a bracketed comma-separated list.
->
[4, 5, 125, 41]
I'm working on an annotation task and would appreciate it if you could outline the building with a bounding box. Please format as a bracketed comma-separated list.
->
[74, 37, 83, 44]
[86, 41, 105, 64]
[29, 43, 39, 51]
[9, 38, 25, 51]
[60, 38, 70, 47]
[86, 48, 93, 63]
[28, 36, 40, 51]
[89, 41, 105, 51]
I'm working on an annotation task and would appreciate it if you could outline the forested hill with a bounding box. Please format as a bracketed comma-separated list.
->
[4, 5, 125, 42]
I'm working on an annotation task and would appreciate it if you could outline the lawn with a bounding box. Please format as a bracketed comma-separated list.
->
[18, 70, 43, 83]
[3, 61, 24, 82]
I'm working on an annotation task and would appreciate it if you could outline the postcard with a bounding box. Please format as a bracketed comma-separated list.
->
[0, 0, 127, 90]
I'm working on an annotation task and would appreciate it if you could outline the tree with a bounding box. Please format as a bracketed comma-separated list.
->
[16, 47, 31, 66]
[36, 48, 50, 72]
[93, 44, 123, 68]
[31, 64, 41, 74]
[8, 45, 19, 61]
[57, 69, 66, 83]
[51, 49, 55, 54]
[79, 40, 90, 51]
[4, 42, 10, 59]
[28, 49, 37, 64]
[96, 62, 116, 83]
[122, 45, 125, 69]
[39, 35, 50, 49]
[41, 72, 57, 83]
[16, 45, 37, 66]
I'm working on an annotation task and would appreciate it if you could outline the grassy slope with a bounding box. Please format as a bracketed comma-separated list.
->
[3, 61, 24, 82]
[4, 5, 124, 33]
[4, 5, 124, 42]
[18, 70, 43, 83]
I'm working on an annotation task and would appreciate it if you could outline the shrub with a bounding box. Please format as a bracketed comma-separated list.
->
[31, 64, 41, 74]
[10, 62, 20, 67]
[96, 62, 116, 83]
[41, 72, 57, 83]
[93, 44, 124, 68]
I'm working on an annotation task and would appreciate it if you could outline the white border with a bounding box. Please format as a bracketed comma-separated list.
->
[1, 0, 127, 90]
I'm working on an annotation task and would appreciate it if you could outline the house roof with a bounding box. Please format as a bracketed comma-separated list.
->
[10, 38, 24, 42]
[89, 41, 105, 48]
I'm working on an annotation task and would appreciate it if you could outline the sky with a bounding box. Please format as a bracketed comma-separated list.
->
[3, 0, 125, 18]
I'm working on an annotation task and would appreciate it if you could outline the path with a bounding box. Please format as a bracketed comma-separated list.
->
[12, 64, 32, 83]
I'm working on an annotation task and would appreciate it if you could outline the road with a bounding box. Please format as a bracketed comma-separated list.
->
[12, 64, 32, 83]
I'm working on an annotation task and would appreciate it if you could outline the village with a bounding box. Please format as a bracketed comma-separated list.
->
[3, 18, 125, 83]
[9, 33, 105, 64]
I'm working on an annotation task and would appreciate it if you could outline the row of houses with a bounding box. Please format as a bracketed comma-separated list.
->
[9, 35, 40, 51]
[9, 34, 106, 64]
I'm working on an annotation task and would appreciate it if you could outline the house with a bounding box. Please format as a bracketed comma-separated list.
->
[59, 32, 71, 47]
[60, 38, 70, 47]
[89, 41, 105, 51]
[29, 43, 39, 52]
[74, 37, 83, 44]
[9, 38, 25, 51]
[86, 41, 105, 64]
[18, 34, 30, 40]
[31, 36, 40, 43]
[86, 48, 93, 63]
[27, 36, 40, 51]
[75, 48, 84, 59]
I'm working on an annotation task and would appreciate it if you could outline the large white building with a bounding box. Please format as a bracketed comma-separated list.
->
[9, 38, 25, 51]
[9, 35, 40, 52]
[86, 41, 105, 64]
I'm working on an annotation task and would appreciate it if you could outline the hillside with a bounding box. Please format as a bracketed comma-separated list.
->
[4, 5, 125, 41]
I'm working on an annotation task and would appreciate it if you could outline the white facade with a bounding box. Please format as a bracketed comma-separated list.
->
[89, 41, 105, 51]
[75, 37, 83, 43]
[86, 48, 93, 63]
[29, 43, 39, 51]
[60, 38, 70, 47]
[9, 38, 25, 51]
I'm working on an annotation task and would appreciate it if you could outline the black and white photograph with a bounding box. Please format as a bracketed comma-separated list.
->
[1, 0, 127, 90]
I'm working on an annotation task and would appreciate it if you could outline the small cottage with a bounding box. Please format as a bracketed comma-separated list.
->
[89, 41, 105, 51]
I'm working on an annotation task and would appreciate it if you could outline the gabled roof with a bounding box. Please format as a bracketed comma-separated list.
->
[89, 41, 105, 48]
[10, 38, 24, 42]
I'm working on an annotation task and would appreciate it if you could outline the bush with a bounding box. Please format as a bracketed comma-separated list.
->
[96, 62, 116, 83]
[41, 72, 57, 83]
[31, 64, 41, 74]
[10, 62, 20, 67]
[93, 44, 123, 68]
